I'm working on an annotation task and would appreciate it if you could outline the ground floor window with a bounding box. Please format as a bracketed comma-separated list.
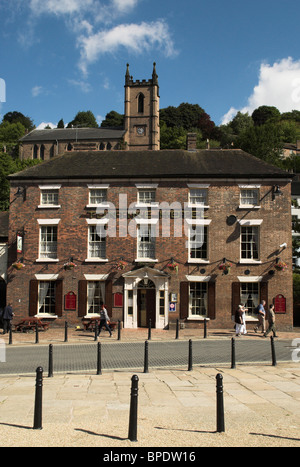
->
[240, 282, 259, 316]
[38, 281, 56, 315]
[189, 282, 208, 317]
[87, 281, 105, 314]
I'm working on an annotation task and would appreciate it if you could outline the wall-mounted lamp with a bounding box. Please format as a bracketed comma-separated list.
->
[15, 187, 26, 200]
[272, 185, 283, 200]
[144, 272, 149, 287]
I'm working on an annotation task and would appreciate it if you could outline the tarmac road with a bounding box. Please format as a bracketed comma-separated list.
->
[0, 338, 296, 375]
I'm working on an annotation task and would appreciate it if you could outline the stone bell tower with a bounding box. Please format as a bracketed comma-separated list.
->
[124, 63, 160, 151]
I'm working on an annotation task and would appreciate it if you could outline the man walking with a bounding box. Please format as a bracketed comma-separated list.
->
[2, 303, 13, 335]
[264, 304, 278, 338]
[254, 300, 266, 334]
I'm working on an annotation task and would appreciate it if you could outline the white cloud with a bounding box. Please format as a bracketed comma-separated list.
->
[68, 79, 92, 93]
[31, 85, 44, 97]
[221, 57, 300, 124]
[36, 122, 57, 129]
[29, 0, 95, 16]
[112, 0, 139, 13]
[78, 20, 176, 75]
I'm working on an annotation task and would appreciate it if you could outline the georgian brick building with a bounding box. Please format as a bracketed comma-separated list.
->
[7, 148, 294, 331]
[19, 63, 160, 160]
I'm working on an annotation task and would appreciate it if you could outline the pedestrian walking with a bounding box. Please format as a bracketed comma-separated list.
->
[264, 304, 278, 338]
[2, 303, 14, 334]
[235, 305, 244, 337]
[97, 304, 112, 337]
[254, 300, 266, 334]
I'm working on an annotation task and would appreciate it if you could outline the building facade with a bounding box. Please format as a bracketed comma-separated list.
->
[19, 63, 160, 160]
[7, 148, 294, 331]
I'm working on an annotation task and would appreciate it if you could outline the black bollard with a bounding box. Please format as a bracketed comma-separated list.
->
[94, 321, 98, 341]
[204, 318, 207, 339]
[8, 326, 12, 345]
[144, 340, 149, 373]
[175, 319, 179, 340]
[271, 336, 277, 366]
[64, 321, 68, 343]
[231, 338, 236, 369]
[118, 320, 121, 341]
[148, 319, 152, 340]
[97, 341, 102, 375]
[216, 373, 225, 433]
[33, 367, 43, 430]
[35, 322, 39, 344]
[188, 339, 193, 371]
[128, 375, 139, 442]
[48, 344, 53, 378]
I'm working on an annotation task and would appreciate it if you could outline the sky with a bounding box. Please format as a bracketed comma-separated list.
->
[0, 0, 300, 129]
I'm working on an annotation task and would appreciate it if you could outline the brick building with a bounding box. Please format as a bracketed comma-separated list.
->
[19, 63, 160, 160]
[7, 147, 294, 331]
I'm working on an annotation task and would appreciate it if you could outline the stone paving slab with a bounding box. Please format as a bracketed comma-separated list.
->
[0, 363, 299, 447]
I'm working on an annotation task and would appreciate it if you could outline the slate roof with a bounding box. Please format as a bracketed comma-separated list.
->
[9, 149, 291, 181]
[20, 127, 125, 142]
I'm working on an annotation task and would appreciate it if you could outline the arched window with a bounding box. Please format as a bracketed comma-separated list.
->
[40, 145, 45, 160]
[138, 93, 144, 113]
[33, 145, 38, 159]
[100, 143, 105, 151]
[107, 142, 112, 151]
[67, 143, 73, 151]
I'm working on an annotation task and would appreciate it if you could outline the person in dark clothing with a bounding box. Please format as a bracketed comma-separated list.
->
[2, 303, 13, 334]
[97, 304, 112, 337]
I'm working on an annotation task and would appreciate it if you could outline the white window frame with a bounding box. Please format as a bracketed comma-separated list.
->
[239, 220, 262, 264]
[38, 185, 61, 209]
[86, 184, 110, 208]
[238, 184, 261, 209]
[186, 219, 211, 264]
[36, 220, 60, 262]
[85, 219, 108, 262]
[136, 223, 157, 262]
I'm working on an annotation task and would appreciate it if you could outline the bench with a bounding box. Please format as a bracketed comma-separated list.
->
[15, 318, 50, 333]
[82, 317, 117, 332]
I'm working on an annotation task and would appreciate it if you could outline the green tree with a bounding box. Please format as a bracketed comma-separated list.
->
[101, 111, 124, 128]
[3, 111, 34, 131]
[67, 110, 98, 128]
[252, 106, 281, 126]
[57, 119, 65, 128]
[236, 122, 284, 164]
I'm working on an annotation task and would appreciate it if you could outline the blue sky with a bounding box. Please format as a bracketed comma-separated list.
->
[1, 0, 300, 129]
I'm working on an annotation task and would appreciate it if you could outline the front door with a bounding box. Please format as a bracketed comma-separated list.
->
[137, 288, 156, 328]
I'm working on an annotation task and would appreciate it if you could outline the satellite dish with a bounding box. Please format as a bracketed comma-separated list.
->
[227, 215, 237, 226]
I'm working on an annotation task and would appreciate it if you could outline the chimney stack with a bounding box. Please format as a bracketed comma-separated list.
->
[187, 133, 197, 151]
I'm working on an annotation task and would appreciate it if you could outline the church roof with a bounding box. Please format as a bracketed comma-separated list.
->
[9, 149, 291, 181]
[20, 127, 125, 142]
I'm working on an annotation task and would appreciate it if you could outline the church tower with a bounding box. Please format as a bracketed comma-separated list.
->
[124, 63, 160, 151]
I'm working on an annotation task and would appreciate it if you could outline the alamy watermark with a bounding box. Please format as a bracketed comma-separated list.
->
[94, 197, 206, 249]
[0, 339, 6, 363]
[291, 338, 300, 363]
[0, 78, 6, 103]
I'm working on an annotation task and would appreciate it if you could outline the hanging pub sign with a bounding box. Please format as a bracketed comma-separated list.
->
[64, 291, 77, 311]
[274, 294, 286, 314]
[17, 235, 23, 253]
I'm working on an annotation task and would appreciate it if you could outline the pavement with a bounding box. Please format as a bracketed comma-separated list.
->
[0, 326, 300, 448]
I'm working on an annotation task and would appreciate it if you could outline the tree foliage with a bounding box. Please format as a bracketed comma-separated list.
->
[67, 110, 98, 128]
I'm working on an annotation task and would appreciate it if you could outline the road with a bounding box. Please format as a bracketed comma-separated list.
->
[0, 338, 296, 375]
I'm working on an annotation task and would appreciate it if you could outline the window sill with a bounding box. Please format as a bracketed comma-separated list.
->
[35, 314, 58, 319]
[36, 258, 59, 263]
[135, 258, 158, 263]
[238, 205, 261, 210]
[239, 259, 262, 264]
[38, 205, 61, 209]
[187, 316, 210, 321]
[85, 258, 108, 262]
[188, 259, 209, 264]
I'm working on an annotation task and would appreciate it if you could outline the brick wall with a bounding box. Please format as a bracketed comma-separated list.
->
[7, 180, 293, 330]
